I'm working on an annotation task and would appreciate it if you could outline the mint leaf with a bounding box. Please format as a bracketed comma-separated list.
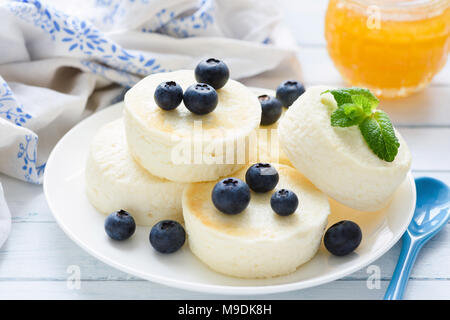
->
[374, 110, 400, 161]
[342, 103, 365, 121]
[331, 105, 358, 127]
[331, 103, 365, 127]
[351, 95, 375, 116]
[322, 87, 399, 162]
[322, 89, 353, 105]
[324, 88, 379, 109]
[358, 110, 400, 162]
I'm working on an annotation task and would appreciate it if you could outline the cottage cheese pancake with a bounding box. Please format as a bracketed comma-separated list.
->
[279, 86, 412, 212]
[124, 70, 261, 182]
[182, 164, 330, 278]
[85, 119, 185, 226]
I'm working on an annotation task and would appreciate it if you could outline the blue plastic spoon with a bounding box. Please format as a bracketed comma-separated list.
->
[384, 177, 450, 300]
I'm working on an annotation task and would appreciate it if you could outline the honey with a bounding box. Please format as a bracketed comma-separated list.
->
[325, 0, 450, 98]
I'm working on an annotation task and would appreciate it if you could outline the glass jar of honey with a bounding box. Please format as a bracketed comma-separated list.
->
[325, 0, 449, 98]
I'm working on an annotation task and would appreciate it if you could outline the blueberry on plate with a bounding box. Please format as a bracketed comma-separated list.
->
[149, 220, 186, 254]
[104, 210, 136, 241]
[324, 220, 362, 256]
[183, 83, 218, 115]
[276, 80, 305, 108]
[258, 95, 283, 126]
[245, 163, 279, 193]
[212, 177, 251, 215]
[195, 58, 230, 89]
[154, 81, 183, 110]
[270, 189, 299, 216]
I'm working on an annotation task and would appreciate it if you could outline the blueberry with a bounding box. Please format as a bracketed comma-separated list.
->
[104, 210, 136, 241]
[183, 83, 218, 115]
[324, 220, 362, 256]
[258, 95, 282, 126]
[195, 58, 230, 89]
[154, 81, 183, 110]
[212, 178, 251, 215]
[276, 80, 305, 108]
[245, 163, 279, 193]
[149, 220, 186, 254]
[270, 189, 299, 216]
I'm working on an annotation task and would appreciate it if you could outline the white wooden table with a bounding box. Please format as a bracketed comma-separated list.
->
[1, 0, 449, 299]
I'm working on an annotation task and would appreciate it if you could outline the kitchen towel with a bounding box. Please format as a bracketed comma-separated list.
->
[0, 183, 11, 248]
[0, 0, 299, 247]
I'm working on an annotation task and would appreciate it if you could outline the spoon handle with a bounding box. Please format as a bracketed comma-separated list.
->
[384, 232, 423, 300]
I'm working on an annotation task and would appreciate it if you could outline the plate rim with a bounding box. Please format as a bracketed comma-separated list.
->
[43, 99, 416, 296]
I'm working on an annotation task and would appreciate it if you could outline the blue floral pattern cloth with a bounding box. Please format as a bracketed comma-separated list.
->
[0, 0, 292, 184]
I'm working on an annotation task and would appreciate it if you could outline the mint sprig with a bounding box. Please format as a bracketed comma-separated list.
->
[322, 88, 400, 162]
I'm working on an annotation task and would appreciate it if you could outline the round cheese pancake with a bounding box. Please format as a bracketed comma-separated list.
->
[124, 70, 261, 182]
[182, 164, 330, 279]
[279, 86, 412, 212]
[85, 119, 186, 226]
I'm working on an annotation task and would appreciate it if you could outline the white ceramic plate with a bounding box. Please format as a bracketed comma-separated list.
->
[44, 96, 416, 295]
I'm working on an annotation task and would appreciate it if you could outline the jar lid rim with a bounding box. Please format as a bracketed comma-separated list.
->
[347, 0, 448, 9]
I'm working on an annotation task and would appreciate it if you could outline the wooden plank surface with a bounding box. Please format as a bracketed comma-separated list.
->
[1, 280, 450, 300]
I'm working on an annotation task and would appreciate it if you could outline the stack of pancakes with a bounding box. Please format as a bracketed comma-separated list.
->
[85, 70, 411, 278]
